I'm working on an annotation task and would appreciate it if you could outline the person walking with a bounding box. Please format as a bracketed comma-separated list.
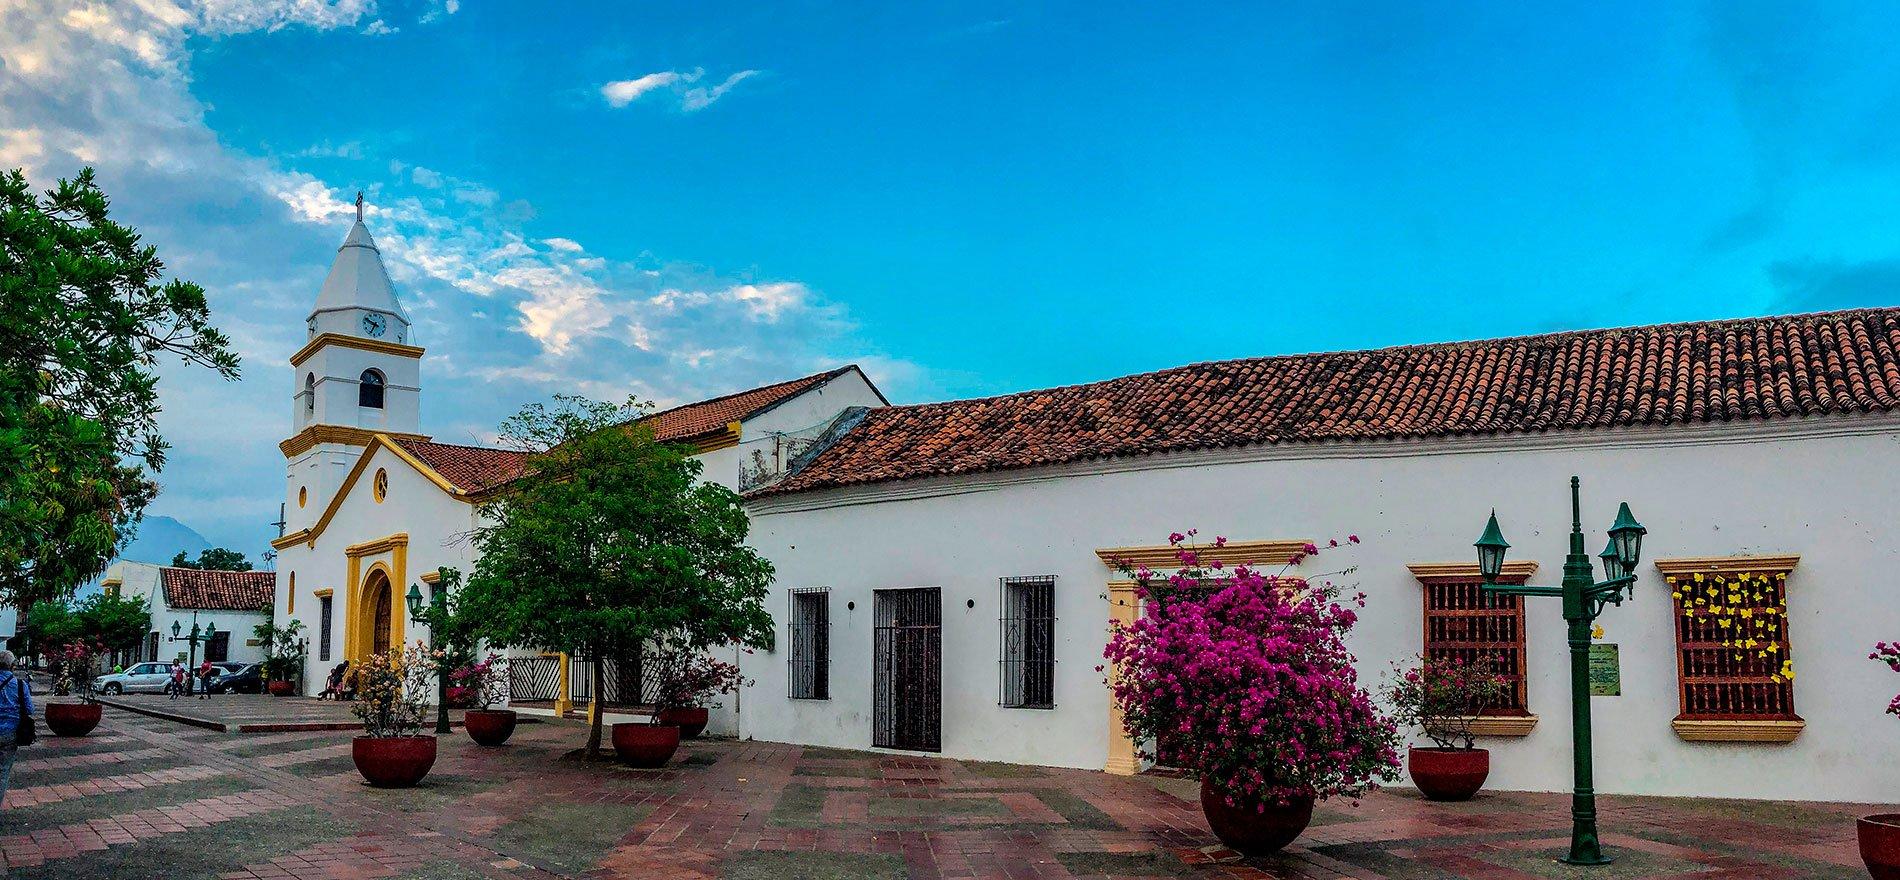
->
[0, 651, 36, 809]
[169, 660, 186, 700]
[196, 659, 215, 700]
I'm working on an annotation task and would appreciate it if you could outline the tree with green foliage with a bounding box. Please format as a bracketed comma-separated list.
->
[453, 396, 776, 758]
[23, 590, 148, 674]
[0, 168, 240, 613]
[171, 547, 252, 571]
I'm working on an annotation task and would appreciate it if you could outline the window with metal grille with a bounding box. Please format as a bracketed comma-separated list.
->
[358, 369, 385, 408]
[999, 576, 1056, 709]
[318, 596, 333, 661]
[1663, 562, 1798, 720]
[206, 631, 230, 663]
[1417, 572, 1530, 715]
[788, 588, 829, 699]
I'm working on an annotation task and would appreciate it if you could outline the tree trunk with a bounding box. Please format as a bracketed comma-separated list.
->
[584, 652, 605, 759]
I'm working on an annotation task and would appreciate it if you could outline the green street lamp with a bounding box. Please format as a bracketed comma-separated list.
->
[167, 612, 218, 697]
[1475, 476, 1645, 866]
[405, 582, 452, 734]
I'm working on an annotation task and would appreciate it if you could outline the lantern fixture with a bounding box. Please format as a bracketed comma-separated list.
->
[171, 620, 182, 639]
[1607, 502, 1646, 572]
[405, 583, 424, 619]
[1474, 510, 1510, 581]
[1598, 537, 1626, 582]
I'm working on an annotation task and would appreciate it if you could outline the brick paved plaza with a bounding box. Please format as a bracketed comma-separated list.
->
[3, 703, 1888, 879]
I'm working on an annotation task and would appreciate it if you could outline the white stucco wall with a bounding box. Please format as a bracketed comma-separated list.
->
[739, 415, 1900, 802]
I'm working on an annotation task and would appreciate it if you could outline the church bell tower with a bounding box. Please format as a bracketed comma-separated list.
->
[281, 194, 426, 531]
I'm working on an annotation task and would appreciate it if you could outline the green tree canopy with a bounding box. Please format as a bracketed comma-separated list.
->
[0, 168, 239, 612]
[455, 396, 776, 757]
[171, 547, 252, 571]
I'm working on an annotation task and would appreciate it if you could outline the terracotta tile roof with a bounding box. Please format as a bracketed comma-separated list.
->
[762, 308, 1900, 496]
[638, 366, 870, 443]
[160, 568, 274, 612]
[393, 439, 528, 494]
[388, 367, 871, 493]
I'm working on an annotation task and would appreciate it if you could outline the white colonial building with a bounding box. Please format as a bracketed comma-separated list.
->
[268, 211, 885, 735]
[101, 561, 272, 666]
[737, 308, 1900, 804]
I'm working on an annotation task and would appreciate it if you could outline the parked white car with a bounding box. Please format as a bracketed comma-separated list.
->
[94, 661, 177, 695]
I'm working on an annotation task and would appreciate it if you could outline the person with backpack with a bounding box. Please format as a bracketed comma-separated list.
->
[0, 650, 37, 808]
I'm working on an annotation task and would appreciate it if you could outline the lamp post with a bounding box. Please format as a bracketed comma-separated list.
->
[168, 614, 219, 697]
[405, 583, 452, 734]
[1475, 476, 1645, 866]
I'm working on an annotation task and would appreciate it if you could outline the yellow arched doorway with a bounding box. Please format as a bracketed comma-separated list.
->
[367, 569, 394, 656]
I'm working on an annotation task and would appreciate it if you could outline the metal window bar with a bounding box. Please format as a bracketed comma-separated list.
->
[1423, 578, 1529, 713]
[566, 648, 662, 707]
[999, 576, 1057, 708]
[507, 655, 562, 702]
[872, 587, 942, 751]
[788, 588, 830, 699]
[318, 597, 333, 662]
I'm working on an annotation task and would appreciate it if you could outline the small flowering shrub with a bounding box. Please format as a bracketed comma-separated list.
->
[54, 642, 102, 701]
[1104, 532, 1399, 808]
[1384, 655, 1511, 750]
[447, 652, 508, 710]
[352, 642, 439, 738]
[1872, 642, 1900, 718]
[649, 634, 749, 714]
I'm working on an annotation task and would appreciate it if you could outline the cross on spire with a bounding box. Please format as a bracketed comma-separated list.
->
[354, 190, 365, 222]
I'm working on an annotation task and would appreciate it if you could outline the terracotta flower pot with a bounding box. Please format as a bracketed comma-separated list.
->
[1408, 746, 1490, 801]
[268, 680, 295, 697]
[1860, 814, 1900, 880]
[464, 709, 518, 746]
[658, 706, 709, 739]
[611, 722, 680, 768]
[1198, 778, 1314, 856]
[45, 702, 103, 737]
[351, 735, 438, 788]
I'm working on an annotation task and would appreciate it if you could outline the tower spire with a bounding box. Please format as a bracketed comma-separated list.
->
[354, 190, 365, 222]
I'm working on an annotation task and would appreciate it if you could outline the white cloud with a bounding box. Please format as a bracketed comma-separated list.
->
[410, 165, 444, 187]
[601, 70, 691, 107]
[542, 236, 583, 252]
[681, 69, 759, 111]
[600, 67, 760, 112]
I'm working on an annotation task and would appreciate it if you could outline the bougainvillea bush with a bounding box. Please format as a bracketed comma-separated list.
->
[1384, 655, 1511, 750]
[447, 652, 508, 710]
[1872, 642, 1900, 718]
[1104, 532, 1400, 808]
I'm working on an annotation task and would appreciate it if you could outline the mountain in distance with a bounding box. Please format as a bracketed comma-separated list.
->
[73, 515, 215, 601]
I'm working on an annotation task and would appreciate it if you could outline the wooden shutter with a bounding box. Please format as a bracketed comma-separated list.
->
[1410, 562, 1537, 715]
[1659, 557, 1800, 722]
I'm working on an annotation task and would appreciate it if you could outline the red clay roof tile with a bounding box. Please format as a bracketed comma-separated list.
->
[160, 568, 274, 612]
[762, 308, 1900, 497]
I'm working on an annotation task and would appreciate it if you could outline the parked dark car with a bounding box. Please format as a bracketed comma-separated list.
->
[207, 662, 262, 694]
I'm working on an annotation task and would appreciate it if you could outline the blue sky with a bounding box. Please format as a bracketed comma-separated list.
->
[4, 1, 1899, 559]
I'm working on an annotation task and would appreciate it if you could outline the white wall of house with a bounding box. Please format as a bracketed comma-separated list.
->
[740, 414, 1900, 803]
[102, 561, 269, 666]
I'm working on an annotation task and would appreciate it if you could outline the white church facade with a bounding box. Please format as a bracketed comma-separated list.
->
[268, 211, 884, 737]
[266, 211, 1900, 802]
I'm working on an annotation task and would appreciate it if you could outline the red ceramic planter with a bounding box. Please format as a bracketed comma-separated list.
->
[46, 702, 103, 737]
[1408, 746, 1490, 801]
[351, 736, 438, 788]
[464, 709, 518, 746]
[1198, 778, 1314, 856]
[1861, 814, 1900, 880]
[611, 722, 681, 768]
[268, 680, 296, 697]
[658, 706, 709, 739]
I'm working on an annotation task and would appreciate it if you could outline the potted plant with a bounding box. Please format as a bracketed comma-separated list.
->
[649, 641, 747, 739]
[1105, 533, 1399, 855]
[1385, 655, 1511, 801]
[454, 652, 517, 746]
[256, 620, 307, 696]
[349, 642, 439, 787]
[45, 642, 104, 737]
[1861, 641, 1900, 879]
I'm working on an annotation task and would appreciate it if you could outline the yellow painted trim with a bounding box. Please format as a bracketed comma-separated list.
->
[271, 529, 313, 551]
[347, 558, 406, 664]
[298, 486, 307, 508]
[680, 421, 743, 455]
[1431, 714, 1539, 737]
[1671, 718, 1805, 743]
[1406, 561, 1540, 580]
[372, 467, 388, 503]
[418, 570, 441, 585]
[554, 652, 572, 716]
[1105, 579, 1140, 775]
[377, 434, 470, 498]
[1095, 539, 1313, 571]
[291, 435, 477, 550]
[1654, 555, 1801, 577]
[289, 332, 425, 368]
[287, 572, 296, 615]
[279, 424, 430, 458]
[345, 533, 409, 558]
[312, 588, 334, 599]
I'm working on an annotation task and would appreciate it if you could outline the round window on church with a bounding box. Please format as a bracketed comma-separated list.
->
[298, 486, 307, 508]
[373, 468, 389, 503]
